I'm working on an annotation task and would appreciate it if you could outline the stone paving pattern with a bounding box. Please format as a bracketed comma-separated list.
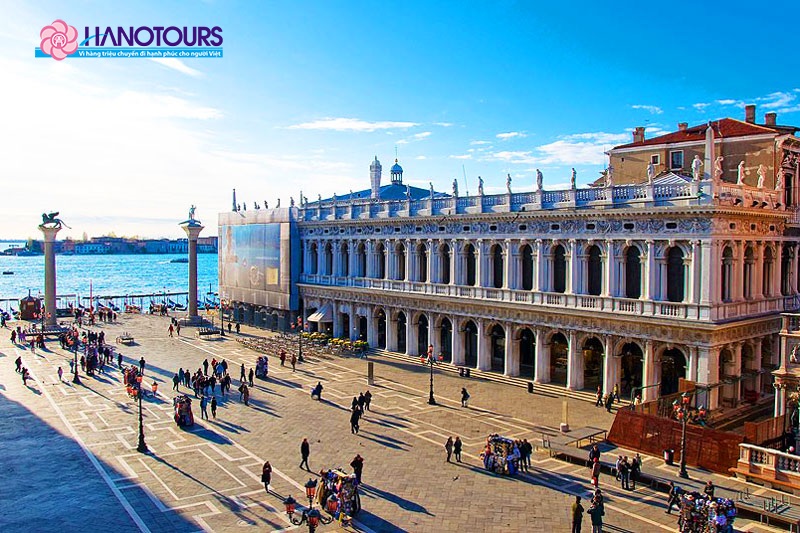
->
[0, 314, 792, 532]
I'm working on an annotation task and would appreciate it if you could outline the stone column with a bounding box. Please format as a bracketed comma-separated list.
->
[407, 313, 419, 356]
[687, 346, 699, 383]
[477, 320, 491, 370]
[180, 220, 204, 323]
[534, 327, 548, 383]
[644, 240, 655, 300]
[533, 240, 543, 292]
[566, 239, 576, 294]
[386, 314, 398, 352]
[604, 240, 614, 297]
[452, 318, 465, 366]
[567, 330, 580, 390]
[366, 307, 377, 347]
[504, 323, 518, 376]
[642, 340, 657, 401]
[753, 340, 763, 394]
[603, 336, 615, 395]
[39, 224, 61, 326]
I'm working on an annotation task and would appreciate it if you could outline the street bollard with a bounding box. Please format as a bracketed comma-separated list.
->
[367, 361, 374, 385]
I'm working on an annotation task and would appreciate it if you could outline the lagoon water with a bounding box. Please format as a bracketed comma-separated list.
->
[0, 242, 218, 306]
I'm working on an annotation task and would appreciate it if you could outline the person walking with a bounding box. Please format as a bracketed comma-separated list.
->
[117, 352, 123, 369]
[630, 454, 641, 490]
[14, 356, 22, 373]
[242, 384, 250, 406]
[178, 368, 185, 387]
[613, 383, 620, 403]
[350, 408, 362, 434]
[587, 500, 603, 533]
[261, 461, 272, 493]
[364, 390, 372, 411]
[200, 396, 209, 420]
[139, 356, 146, 375]
[522, 439, 532, 471]
[666, 481, 681, 514]
[240, 363, 246, 383]
[350, 454, 364, 483]
[168, 324, 174, 337]
[172, 373, 180, 391]
[588, 444, 601, 464]
[57, 366, 63, 382]
[248, 368, 254, 387]
[280, 350, 286, 367]
[591, 457, 601, 488]
[176, 323, 181, 336]
[210, 396, 217, 419]
[202, 359, 209, 376]
[595, 386, 603, 407]
[571, 496, 584, 533]
[461, 387, 470, 407]
[444, 436, 454, 463]
[454, 436, 463, 462]
[235, 322, 241, 334]
[291, 353, 297, 372]
[299, 438, 310, 470]
[620, 457, 630, 490]
[604, 393, 613, 413]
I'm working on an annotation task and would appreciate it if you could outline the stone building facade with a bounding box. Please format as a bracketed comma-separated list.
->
[221, 114, 800, 411]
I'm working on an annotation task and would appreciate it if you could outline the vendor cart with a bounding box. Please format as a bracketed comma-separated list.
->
[255, 356, 269, 379]
[480, 434, 522, 476]
[173, 395, 194, 427]
[678, 492, 736, 532]
[316, 469, 361, 525]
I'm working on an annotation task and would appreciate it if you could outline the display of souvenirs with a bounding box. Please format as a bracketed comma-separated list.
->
[316, 469, 361, 524]
[173, 395, 194, 427]
[255, 356, 269, 379]
[678, 492, 737, 532]
[480, 434, 521, 475]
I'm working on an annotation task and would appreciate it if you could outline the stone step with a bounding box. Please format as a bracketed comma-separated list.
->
[366, 348, 624, 409]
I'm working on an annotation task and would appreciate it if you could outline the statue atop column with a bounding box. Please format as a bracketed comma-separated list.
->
[506, 174, 512, 194]
[181, 206, 201, 226]
[40, 212, 70, 229]
[290, 196, 295, 207]
[714, 156, 724, 182]
[737, 161, 746, 185]
[452, 179, 459, 197]
[691, 155, 703, 182]
[570, 168, 577, 189]
[477, 176, 484, 195]
[536, 169, 543, 191]
[429, 182, 435, 199]
[776, 168, 785, 191]
[605, 166, 614, 188]
[647, 162, 656, 183]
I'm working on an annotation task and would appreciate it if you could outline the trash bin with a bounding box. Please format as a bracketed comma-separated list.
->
[527, 382, 534, 394]
[664, 449, 674, 465]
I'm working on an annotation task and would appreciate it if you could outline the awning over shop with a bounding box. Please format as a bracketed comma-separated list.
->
[307, 303, 333, 323]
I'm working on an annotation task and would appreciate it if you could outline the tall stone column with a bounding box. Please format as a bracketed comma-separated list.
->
[534, 327, 548, 383]
[39, 224, 61, 326]
[180, 217, 204, 323]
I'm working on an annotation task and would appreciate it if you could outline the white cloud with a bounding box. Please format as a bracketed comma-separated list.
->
[449, 154, 472, 160]
[415, 155, 427, 160]
[433, 122, 453, 127]
[149, 58, 203, 78]
[413, 131, 432, 140]
[716, 99, 742, 106]
[496, 131, 526, 140]
[470, 140, 491, 145]
[759, 91, 796, 110]
[287, 117, 419, 132]
[693, 103, 710, 112]
[485, 131, 628, 167]
[631, 104, 663, 115]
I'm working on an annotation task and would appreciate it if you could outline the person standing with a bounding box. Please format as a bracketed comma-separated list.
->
[444, 436, 454, 463]
[454, 436, 463, 463]
[242, 384, 250, 406]
[139, 356, 146, 375]
[595, 386, 603, 407]
[203, 359, 209, 376]
[14, 356, 22, 372]
[613, 383, 620, 403]
[666, 481, 681, 514]
[235, 322, 241, 334]
[200, 396, 209, 420]
[604, 393, 613, 413]
[571, 496, 584, 533]
[357, 392, 366, 412]
[364, 390, 372, 411]
[350, 408, 362, 434]
[591, 458, 601, 488]
[261, 461, 272, 493]
[587, 500, 603, 533]
[461, 387, 470, 407]
[168, 324, 174, 337]
[210, 396, 217, 419]
[291, 354, 297, 372]
[176, 323, 181, 336]
[619, 457, 630, 490]
[280, 350, 286, 367]
[300, 438, 310, 470]
[57, 366, 63, 382]
[630, 454, 641, 490]
[172, 373, 180, 391]
[248, 368, 254, 387]
[117, 352, 123, 369]
[240, 363, 246, 382]
[350, 454, 364, 483]
[704, 480, 715, 499]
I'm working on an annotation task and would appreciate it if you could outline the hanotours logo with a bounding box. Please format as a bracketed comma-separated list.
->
[36, 20, 224, 60]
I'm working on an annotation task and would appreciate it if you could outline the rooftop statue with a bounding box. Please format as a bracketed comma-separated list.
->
[506, 174, 512, 194]
[276, 198, 281, 208]
[605, 166, 614, 188]
[477, 176, 484, 195]
[429, 182, 435, 199]
[647, 162, 656, 183]
[737, 161, 745, 185]
[570, 168, 576, 189]
[536, 169, 543, 191]
[691, 155, 702, 182]
[254, 201, 260, 210]
[405, 184, 411, 200]
[264, 200, 269, 209]
[757, 164, 767, 188]
[290, 196, 295, 207]
[452, 178, 459, 197]
[40, 211, 70, 229]
[714, 156, 724, 182]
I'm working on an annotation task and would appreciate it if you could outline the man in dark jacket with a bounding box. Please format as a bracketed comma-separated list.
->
[300, 438, 310, 470]
[571, 496, 584, 533]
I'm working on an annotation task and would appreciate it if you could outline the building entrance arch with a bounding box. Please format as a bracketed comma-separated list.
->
[519, 327, 535, 378]
[417, 314, 429, 356]
[439, 317, 452, 362]
[549, 332, 568, 386]
[620, 342, 644, 399]
[463, 320, 478, 368]
[583, 337, 604, 391]
[660, 348, 686, 396]
[490, 324, 505, 372]
[396, 311, 407, 353]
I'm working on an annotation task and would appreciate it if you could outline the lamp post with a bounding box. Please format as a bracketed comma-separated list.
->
[426, 344, 437, 405]
[72, 337, 80, 384]
[287, 479, 331, 532]
[672, 392, 706, 479]
[136, 374, 148, 453]
[219, 299, 225, 336]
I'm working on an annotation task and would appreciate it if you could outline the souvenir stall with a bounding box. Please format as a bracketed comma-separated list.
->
[255, 356, 269, 379]
[173, 395, 194, 427]
[480, 434, 521, 476]
[678, 492, 737, 532]
[316, 469, 361, 524]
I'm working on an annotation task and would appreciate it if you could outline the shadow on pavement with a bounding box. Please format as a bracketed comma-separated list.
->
[359, 483, 433, 515]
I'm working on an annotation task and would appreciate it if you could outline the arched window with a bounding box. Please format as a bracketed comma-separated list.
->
[721, 246, 733, 302]
[417, 243, 428, 283]
[440, 244, 451, 284]
[763, 247, 774, 297]
[356, 242, 366, 277]
[666, 247, 685, 302]
[309, 243, 318, 275]
[341, 242, 349, 277]
[520, 244, 533, 290]
[376, 243, 386, 279]
[625, 246, 642, 299]
[465, 244, 477, 286]
[396, 243, 406, 281]
[553, 244, 566, 293]
[781, 245, 792, 296]
[324, 243, 333, 275]
[743, 246, 754, 299]
[491, 244, 504, 288]
[587, 245, 602, 296]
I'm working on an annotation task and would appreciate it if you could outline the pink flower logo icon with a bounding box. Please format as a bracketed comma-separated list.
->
[40, 19, 79, 61]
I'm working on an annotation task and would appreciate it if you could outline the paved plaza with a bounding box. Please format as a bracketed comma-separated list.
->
[0, 314, 791, 532]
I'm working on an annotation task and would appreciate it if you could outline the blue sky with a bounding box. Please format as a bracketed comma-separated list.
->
[1, 0, 799, 238]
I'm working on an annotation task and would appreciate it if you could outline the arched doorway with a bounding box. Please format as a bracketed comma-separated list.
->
[463, 320, 478, 368]
[375, 308, 386, 349]
[520, 244, 533, 290]
[620, 342, 644, 400]
[549, 332, 568, 386]
[358, 316, 368, 342]
[587, 246, 602, 296]
[666, 247, 685, 302]
[491, 244, 504, 288]
[553, 245, 566, 293]
[396, 311, 407, 353]
[583, 337, 604, 391]
[625, 246, 641, 299]
[660, 348, 686, 396]
[439, 318, 452, 362]
[519, 327, 535, 378]
[490, 324, 505, 372]
[417, 314, 429, 356]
